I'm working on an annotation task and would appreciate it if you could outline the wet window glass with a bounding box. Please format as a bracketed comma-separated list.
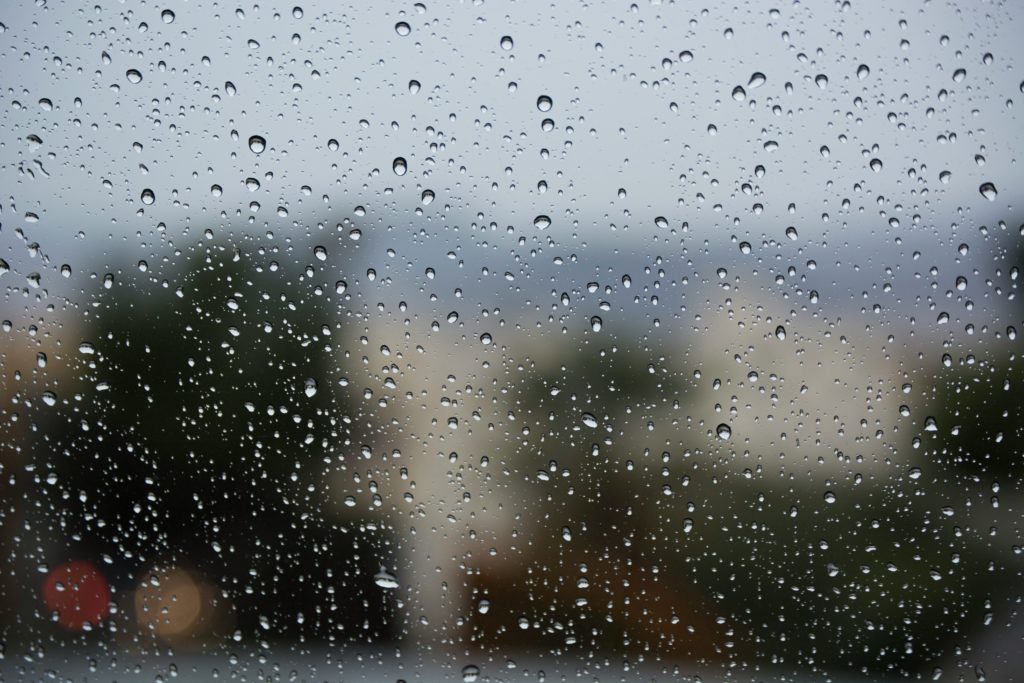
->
[1, 1, 1022, 681]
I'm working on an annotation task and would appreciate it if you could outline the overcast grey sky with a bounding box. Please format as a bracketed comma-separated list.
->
[1, 0, 1021, 321]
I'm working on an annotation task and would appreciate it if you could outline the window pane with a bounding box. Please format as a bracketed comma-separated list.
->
[1, 1, 1022, 680]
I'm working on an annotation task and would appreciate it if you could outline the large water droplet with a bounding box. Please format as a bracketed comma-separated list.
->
[392, 157, 407, 176]
[979, 182, 997, 200]
[248, 135, 266, 153]
[374, 569, 399, 589]
[125, 69, 143, 84]
[716, 423, 732, 440]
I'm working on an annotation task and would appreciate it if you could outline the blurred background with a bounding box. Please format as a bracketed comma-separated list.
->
[0, 0, 1023, 681]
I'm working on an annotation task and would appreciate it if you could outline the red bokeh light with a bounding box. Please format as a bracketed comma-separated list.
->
[42, 561, 111, 631]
